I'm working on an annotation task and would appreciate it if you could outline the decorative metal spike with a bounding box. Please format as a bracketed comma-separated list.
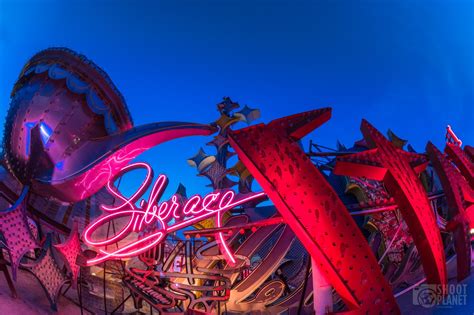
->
[28, 234, 68, 311]
[217, 97, 239, 115]
[187, 148, 216, 171]
[235, 105, 261, 124]
[387, 129, 408, 149]
[53, 220, 82, 287]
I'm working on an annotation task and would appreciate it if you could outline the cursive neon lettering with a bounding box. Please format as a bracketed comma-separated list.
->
[83, 162, 266, 265]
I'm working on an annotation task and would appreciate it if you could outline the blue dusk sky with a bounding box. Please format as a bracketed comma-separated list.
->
[0, 0, 473, 198]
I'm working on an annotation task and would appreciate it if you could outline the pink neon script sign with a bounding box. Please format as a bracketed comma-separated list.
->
[446, 125, 462, 147]
[82, 162, 265, 265]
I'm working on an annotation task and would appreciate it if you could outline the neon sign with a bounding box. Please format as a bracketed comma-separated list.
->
[82, 162, 266, 265]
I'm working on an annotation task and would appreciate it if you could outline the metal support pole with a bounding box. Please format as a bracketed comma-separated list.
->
[297, 257, 311, 314]
[311, 258, 333, 314]
[79, 269, 84, 315]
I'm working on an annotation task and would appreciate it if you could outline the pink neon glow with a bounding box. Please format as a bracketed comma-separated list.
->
[77, 147, 149, 199]
[82, 162, 266, 265]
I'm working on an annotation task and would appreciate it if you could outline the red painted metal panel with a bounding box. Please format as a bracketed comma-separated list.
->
[445, 143, 474, 188]
[426, 142, 471, 281]
[465, 145, 474, 162]
[333, 120, 447, 292]
[228, 109, 399, 314]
